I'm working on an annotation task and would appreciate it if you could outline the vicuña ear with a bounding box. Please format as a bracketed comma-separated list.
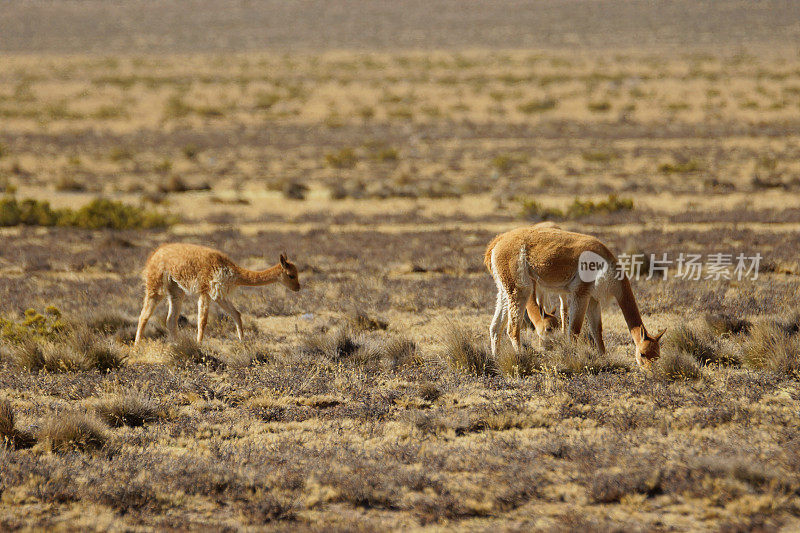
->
[280, 253, 288, 267]
[654, 327, 667, 341]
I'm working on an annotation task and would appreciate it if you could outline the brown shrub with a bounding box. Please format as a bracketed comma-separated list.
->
[0, 400, 35, 449]
[39, 412, 108, 453]
[91, 394, 160, 428]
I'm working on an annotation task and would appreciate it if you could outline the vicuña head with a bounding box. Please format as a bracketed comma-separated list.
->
[279, 252, 300, 292]
[633, 326, 665, 369]
[525, 298, 559, 341]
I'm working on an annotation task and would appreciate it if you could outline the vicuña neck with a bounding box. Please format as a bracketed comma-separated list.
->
[234, 264, 282, 286]
[613, 276, 646, 344]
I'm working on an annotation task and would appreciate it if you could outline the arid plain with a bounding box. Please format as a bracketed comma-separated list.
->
[2, 2, 800, 530]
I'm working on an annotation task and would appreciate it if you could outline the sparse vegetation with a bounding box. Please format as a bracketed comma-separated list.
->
[325, 147, 358, 169]
[91, 395, 160, 428]
[519, 195, 633, 221]
[2, 27, 800, 531]
[517, 97, 558, 113]
[440, 322, 497, 377]
[0, 195, 175, 229]
[38, 411, 108, 453]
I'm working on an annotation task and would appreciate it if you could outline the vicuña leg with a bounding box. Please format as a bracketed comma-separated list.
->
[135, 294, 162, 346]
[196, 294, 210, 343]
[216, 298, 244, 341]
[165, 282, 184, 339]
[586, 298, 606, 354]
[559, 296, 567, 333]
[567, 291, 591, 337]
[506, 287, 532, 352]
[490, 290, 508, 356]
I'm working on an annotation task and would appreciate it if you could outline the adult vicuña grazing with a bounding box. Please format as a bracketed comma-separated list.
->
[134, 243, 300, 345]
[486, 226, 665, 368]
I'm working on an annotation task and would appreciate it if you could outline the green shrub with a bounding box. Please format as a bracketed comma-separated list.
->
[587, 101, 612, 112]
[658, 159, 703, 173]
[60, 198, 175, 229]
[566, 195, 633, 219]
[518, 98, 557, 113]
[519, 199, 564, 221]
[0, 307, 68, 344]
[0, 195, 175, 229]
[325, 148, 358, 169]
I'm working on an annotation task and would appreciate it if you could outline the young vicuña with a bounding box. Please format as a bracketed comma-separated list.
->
[485, 225, 665, 368]
[134, 243, 300, 345]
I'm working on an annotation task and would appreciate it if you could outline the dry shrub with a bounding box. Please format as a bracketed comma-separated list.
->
[497, 345, 542, 377]
[167, 336, 222, 368]
[301, 325, 419, 372]
[589, 467, 662, 503]
[9, 328, 125, 372]
[39, 412, 108, 453]
[381, 336, 419, 370]
[222, 341, 272, 367]
[545, 335, 630, 375]
[742, 318, 800, 375]
[304, 326, 364, 361]
[704, 313, 751, 336]
[241, 492, 298, 523]
[91, 394, 160, 428]
[667, 321, 737, 365]
[0, 400, 35, 449]
[653, 350, 702, 381]
[347, 310, 388, 331]
[418, 382, 441, 403]
[282, 180, 308, 200]
[68, 326, 126, 371]
[440, 322, 497, 377]
[85, 311, 136, 336]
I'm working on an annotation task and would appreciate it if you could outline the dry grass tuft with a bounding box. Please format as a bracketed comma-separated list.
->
[497, 345, 542, 377]
[85, 311, 137, 336]
[742, 318, 800, 375]
[8, 328, 125, 373]
[347, 311, 389, 331]
[545, 336, 631, 375]
[589, 467, 662, 503]
[667, 322, 737, 365]
[91, 395, 160, 428]
[0, 400, 35, 449]
[38, 411, 108, 453]
[703, 313, 751, 336]
[381, 336, 419, 370]
[68, 326, 126, 371]
[418, 382, 442, 403]
[653, 350, 702, 381]
[440, 322, 497, 377]
[166, 336, 222, 368]
[241, 492, 298, 523]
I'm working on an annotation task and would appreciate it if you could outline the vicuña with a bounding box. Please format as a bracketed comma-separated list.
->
[485, 225, 665, 367]
[134, 243, 300, 345]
